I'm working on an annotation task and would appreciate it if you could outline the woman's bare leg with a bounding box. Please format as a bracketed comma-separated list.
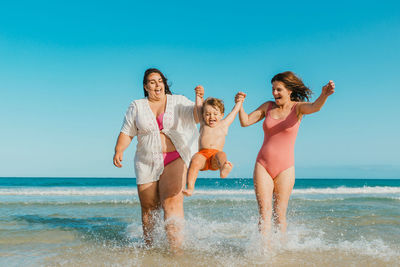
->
[137, 182, 160, 246]
[253, 162, 274, 237]
[158, 157, 187, 253]
[273, 166, 295, 233]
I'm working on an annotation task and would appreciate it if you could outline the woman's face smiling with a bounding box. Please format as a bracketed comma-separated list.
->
[145, 73, 165, 100]
[272, 81, 292, 105]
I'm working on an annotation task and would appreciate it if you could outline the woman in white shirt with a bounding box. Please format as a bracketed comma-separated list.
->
[113, 68, 199, 253]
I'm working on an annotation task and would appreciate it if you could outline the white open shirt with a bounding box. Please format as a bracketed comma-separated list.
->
[121, 94, 199, 184]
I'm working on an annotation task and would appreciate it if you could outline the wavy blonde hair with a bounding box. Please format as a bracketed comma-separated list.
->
[202, 97, 225, 114]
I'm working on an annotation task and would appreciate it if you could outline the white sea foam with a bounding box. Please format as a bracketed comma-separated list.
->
[293, 186, 400, 195]
[124, 214, 400, 265]
[1, 199, 139, 205]
[199, 186, 400, 195]
[284, 225, 400, 260]
[191, 189, 253, 195]
[1, 186, 399, 196]
[0, 187, 138, 196]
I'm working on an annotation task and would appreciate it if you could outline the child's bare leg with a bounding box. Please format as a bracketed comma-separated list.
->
[215, 151, 233, 178]
[183, 153, 206, 196]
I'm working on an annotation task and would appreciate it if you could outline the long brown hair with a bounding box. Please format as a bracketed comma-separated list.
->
[142, 68, 172, 97]
[271, 71, 312, 102]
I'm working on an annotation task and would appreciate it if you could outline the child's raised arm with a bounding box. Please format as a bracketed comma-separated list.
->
[194, 85, 205, 124]
[222, 92, 245, 126]
[297, 80, 335, 115]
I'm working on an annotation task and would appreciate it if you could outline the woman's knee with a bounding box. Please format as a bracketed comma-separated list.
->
[276, 215, 287, 222]
[140, 200, 160, 213]
[274, 214, 287, 226]
[273, 204, 288, 222]
[258, 204, 273, 218]
[162, 195, 183, 214]
[138, 182, 159, 213]
[256, 193, 273, 211]
[273, 196, 289, 215]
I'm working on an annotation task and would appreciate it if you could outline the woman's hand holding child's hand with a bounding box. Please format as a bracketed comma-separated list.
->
[195, 85, 205, 98]
[235, 92, 247, 103]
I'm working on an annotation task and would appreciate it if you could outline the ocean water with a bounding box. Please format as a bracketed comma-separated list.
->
[0, 178, 399, 266]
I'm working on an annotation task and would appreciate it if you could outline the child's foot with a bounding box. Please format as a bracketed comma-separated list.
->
[182, 188, 193, 196]
[220, 161, 233, 178]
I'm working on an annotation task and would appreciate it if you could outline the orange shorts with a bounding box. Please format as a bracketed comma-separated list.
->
[198, 149, 220, 171]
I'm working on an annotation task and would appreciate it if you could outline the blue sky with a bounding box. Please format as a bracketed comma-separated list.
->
[0, 0, 399, 178]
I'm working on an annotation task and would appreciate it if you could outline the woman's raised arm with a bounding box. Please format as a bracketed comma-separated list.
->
[236, 92, 269, 127]
[297, 80, 335, 115]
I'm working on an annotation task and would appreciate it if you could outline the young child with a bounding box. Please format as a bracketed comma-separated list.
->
[183, 85, 243, 196]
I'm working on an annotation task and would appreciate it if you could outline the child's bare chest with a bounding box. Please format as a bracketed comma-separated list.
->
[201, 125, 227, 137]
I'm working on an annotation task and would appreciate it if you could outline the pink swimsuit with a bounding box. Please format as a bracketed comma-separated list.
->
[256, 103, 300, 179]
[156, 112, 180, 166]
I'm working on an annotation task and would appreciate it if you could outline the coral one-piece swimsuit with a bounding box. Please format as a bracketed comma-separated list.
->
[256, 102, 300, 179]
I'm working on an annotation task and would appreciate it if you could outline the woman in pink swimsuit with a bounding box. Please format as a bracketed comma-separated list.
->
[236, 71, 335, 236]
